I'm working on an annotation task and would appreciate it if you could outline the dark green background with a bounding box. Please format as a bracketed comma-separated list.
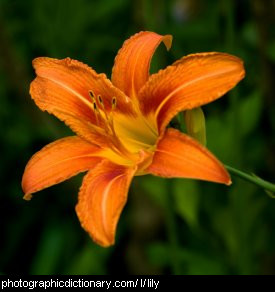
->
[1, 0, 275, 275]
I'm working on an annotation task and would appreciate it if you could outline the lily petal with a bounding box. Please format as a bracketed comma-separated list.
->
[139, 52, 245, 133]
[76, 160, 136, 247]
[30, 57, 134, 146]
[111, 31, 172, 99]
[22, 136, 102, 198]
[147, 128, 231, 185]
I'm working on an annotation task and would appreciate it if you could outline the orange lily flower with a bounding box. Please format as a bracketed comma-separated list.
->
[22, 31, 245, 247]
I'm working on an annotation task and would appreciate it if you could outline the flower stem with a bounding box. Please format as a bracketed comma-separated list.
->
[225, 165, 275, 194]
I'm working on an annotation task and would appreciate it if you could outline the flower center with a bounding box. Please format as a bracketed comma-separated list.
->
[113, 113, 158, 154]
[89, 91, 158, 170]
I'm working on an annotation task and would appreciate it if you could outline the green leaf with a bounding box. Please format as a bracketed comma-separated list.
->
[65, 243, 110, 275]
[242, 21, 258, 47]
[238, 91, 263, 135]
[179, 249, 226, 275]
[172, 179, 200, 229]
[147, 243, 227, 275]
[30, 224, 64, 275]
[146, 242, 169, 268]
[266, 40, 275, 62]
[206, 114, 234, 163]
[140, 176, 168, 208]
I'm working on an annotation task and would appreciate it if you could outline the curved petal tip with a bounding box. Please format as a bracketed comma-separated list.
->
[23, 193, 33, 201]
[147, 128, 232, 186]
[163, 34, 173, 50]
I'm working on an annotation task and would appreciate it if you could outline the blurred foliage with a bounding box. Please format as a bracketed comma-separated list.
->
[0, 0, 275, 275]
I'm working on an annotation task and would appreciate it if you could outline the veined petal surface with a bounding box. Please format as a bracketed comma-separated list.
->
[139, 52, 245, 132]
[22, 136, 102, 198]
[147, 128, 231, 185]
[112, 31, 172, 99]
[76, 160, 136, 247]
[30, 57, 134, 146]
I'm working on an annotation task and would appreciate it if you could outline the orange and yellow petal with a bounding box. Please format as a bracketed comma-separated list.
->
[147, 128, 231, 185]
[30, 57, 134, 146]
[139, 52, 245, 133]
[22, 136, 102, 198]
[111, 31, 172, 99]
[76, 160, 136, 247]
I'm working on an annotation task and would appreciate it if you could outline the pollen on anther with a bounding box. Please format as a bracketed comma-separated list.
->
[112, 97, 117, 109]
[97, 95, 104, 108]
[89, 90, 96, 101]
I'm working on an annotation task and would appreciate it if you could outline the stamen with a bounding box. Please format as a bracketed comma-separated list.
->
[112, 97, 117, 110]
[92, 102, 99, 125]
[97, 94, 109, 123]
[88, 93, 135, 160]
[89, 90, 96, 101]
[88, 92, 120, 143]
[97, 94, 103, 106]
[89, 91, 103, 126]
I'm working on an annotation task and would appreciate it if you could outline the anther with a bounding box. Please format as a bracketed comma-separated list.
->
[97, 95, 105, 111]
[112, 97, 117, 110]
[92, 102, 99, 125]
[89, 90, 96, 101]
[97, 95, 103, 105]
